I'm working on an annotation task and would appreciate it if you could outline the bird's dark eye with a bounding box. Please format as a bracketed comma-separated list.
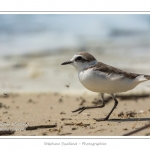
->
[75, 56, 82, 61]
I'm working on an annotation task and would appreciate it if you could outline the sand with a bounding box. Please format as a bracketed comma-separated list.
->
[0, 50, 150, 136]
[0, 92, 150, 136]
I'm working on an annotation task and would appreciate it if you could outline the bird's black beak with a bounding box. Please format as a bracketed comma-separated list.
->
[61, 61, 72, 65]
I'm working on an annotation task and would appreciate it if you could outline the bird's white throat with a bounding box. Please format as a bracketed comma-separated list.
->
[71, 59, 97, 72]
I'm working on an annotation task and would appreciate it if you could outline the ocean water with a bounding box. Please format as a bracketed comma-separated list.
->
[0, 14, 150, 56]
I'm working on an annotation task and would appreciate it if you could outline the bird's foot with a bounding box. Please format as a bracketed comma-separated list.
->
[93, 117, 109, 121]
[72, 107, 86, 114]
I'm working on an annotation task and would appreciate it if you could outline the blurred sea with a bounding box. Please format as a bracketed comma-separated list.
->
[0, 14, 150, 56]
[0, 14, 150, 94]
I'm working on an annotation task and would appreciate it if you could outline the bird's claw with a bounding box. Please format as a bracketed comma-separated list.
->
[72, 107, 86, 114]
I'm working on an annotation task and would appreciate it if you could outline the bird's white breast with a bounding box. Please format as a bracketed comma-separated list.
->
[78, 68, 141, 94]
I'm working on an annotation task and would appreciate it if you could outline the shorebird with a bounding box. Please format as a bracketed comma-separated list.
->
[61, 52, 150, 121]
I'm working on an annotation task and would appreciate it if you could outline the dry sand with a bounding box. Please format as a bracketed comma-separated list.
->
[0, 92, 150, 136]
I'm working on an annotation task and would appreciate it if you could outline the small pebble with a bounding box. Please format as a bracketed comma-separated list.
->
[123, 128, 128, 130]
[72, 127, 77, 130]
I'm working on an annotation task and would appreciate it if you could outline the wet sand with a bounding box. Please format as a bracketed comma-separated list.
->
[0, 92, 150, 136]
[1, 49, 150, 94]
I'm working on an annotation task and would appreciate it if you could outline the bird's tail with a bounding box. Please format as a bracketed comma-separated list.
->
[136, 74, 150, 82]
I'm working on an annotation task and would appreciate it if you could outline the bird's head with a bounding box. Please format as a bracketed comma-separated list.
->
[61, 52, 97, 72]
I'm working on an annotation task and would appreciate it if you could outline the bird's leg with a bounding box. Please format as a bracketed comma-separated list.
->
[94, 93, 118, 121]
[72, 93, 105, 114]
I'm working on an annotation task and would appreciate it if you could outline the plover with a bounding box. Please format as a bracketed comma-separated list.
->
[61, 52, 150, 121]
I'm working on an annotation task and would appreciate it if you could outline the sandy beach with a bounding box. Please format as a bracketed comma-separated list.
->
[0, 49, 150, 136]
[0, 92, 150, 136]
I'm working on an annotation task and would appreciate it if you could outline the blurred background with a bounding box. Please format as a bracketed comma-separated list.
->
[0, 14, 150, 94]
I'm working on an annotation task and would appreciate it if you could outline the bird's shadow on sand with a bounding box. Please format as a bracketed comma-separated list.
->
[108, 118, 150, 122]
